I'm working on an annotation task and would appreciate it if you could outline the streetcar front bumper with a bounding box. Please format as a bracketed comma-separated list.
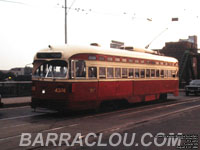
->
[31, 98, 68, 111]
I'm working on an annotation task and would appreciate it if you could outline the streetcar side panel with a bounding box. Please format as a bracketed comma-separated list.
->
[98, 81, 132, 100]
[70, 82, 99, 110]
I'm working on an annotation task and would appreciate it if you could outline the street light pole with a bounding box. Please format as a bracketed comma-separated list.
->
[65, 0, 67, 44]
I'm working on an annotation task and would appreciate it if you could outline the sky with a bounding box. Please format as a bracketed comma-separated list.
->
[0, 0, 200, 70]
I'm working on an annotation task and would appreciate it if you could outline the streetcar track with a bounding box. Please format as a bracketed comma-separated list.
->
[83, 97, 200, 119]
[62, 104, 200, 150]
[0, 123, 79, 142]
[76, 104, 200, 142]
[118, 98, 200, 117]
[42, 124, 79, 132]
[0, 135, 21, 142]
[1, 123, 31, 129]
[0, 106, 29, 111]
[0, 110, 56, 121]
[0, 114, 44, 121]
[118, 104, 200, 131]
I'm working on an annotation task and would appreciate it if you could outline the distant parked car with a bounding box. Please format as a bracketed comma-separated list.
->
[185, 80, 200, 96]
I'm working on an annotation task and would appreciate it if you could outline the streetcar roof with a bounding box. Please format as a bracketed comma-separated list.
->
[34, 45, 178, 63]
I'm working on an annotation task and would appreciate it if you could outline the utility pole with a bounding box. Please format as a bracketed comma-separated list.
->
[65, 0, 67, 44]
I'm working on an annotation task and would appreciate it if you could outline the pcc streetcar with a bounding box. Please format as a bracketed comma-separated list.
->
[31, 44, 179, 111]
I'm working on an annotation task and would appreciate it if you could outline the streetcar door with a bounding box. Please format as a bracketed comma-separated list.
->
[70, 61, 98, 108]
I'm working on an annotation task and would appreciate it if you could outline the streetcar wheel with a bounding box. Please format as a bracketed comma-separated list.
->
[100, 101, 115, 112]
[159, 93, 167, 101]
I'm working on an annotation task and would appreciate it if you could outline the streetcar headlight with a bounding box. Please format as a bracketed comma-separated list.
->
[42, 89, 46, 94]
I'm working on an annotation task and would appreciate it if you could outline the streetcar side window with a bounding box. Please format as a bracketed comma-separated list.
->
[172, 70, 176, 78]
[151, 69, 155, 78]
[107, 68, 114, 78]
[122, 68, 128, 78]
[107, 57, 113, 61]
[135, 69, 140, 78]
[128, 59, 133, 63]
[115, 68, 121, 78]
[135, 60, 139, 64]
[88, 56, 96, 60]
[164, 70, 168, 78]
[115, 58, 120, 62]
[156, 69, 159, 78]
[99, 56, 105, 61]
[99, 67, 106, 78]
[161, 70, 164, 78]
[75, 60, 86, 78]
[168, 70, 172, 77]
[146, 69, 150, 78]
[129, 68, 134, 78]
[141, 69, 145, 78]
[122, 58, 127, 62]
[88, 67, 97, 78]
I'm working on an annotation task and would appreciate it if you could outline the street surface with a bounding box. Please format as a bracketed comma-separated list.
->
[0, 92, 199, 150]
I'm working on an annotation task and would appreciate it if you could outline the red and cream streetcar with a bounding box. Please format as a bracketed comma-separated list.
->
[31, 44, 179, 111]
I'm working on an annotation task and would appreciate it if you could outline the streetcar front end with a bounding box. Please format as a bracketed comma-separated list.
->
[31, 47, 72, 111]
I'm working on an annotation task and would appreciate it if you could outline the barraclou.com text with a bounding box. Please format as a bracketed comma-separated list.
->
[19, 132, 182, 147]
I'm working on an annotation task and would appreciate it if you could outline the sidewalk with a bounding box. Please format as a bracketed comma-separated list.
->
[0, 96, 31, 108]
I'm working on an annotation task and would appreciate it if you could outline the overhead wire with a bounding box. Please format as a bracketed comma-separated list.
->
[0, 0, 26, 5]
[0, 0, 154, 22]
[0, 0, 137, 18]
[67, 0, 76, 13]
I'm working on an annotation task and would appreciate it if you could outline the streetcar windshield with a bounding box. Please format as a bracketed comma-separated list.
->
[33, 60, 68, 78]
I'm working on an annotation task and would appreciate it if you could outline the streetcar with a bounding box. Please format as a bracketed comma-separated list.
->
[31, 44, 179, 111]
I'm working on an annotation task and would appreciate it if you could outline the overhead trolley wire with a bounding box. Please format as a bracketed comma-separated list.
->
[0, 0, 26, 5]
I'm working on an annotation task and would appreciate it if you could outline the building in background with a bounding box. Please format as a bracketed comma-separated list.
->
[159, 35, 199, 87]
[10, 68, 25, 76]
[0, 67, 32, 81]
[9, 67, 32, 76]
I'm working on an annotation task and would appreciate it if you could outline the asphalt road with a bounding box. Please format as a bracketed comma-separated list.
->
[0, 92, 199, 150]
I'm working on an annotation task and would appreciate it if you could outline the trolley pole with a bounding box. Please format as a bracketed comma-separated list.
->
[65, 0, 67, 44]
